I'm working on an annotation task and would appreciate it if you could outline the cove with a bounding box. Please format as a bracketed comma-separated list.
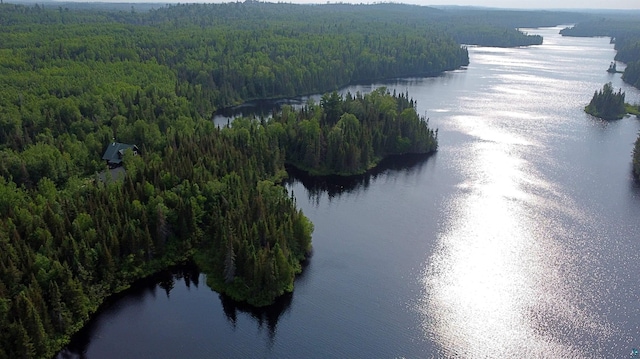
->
[57, 26, 640, 358]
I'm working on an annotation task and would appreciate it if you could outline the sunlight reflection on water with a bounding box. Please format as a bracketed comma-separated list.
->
[419, 27, 620, 358]
[422, 139, 613, 356]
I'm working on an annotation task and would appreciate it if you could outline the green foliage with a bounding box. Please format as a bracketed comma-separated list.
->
[196, 178, 312, 306]
[443, 23, 543, 47]
[634, 135, 640, 178]
[625, 103, 640, 116]
[584, 82, 627, 121]
[269, 88, 438, 175]
[560, 18, 640, 42]
[0, 117, 314, 355]
[622, 60, 640, 88]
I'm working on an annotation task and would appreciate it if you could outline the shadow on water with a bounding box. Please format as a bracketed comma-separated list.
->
[212, 98, 308, 126]
[284, 152, 435, 204]
[55, 261, 297, 358]
[219, 291, 293, 347]
[55, 264, 201, 359]
[157, 265, 201, 297]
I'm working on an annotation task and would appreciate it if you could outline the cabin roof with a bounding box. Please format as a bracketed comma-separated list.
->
[102, 142, 137, 165]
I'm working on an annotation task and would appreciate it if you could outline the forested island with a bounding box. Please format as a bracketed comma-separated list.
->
[584, 82, 628, 120]
[0, 2, 594, 358]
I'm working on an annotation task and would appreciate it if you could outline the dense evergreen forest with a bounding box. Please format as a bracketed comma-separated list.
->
[0, 1, 470, 118]
[431, 9, 587, 47]
[584, 82, 627, 120]
[0, 2, 591, 358]
[201, 88, 435, 302]
[270, 89, 438, 175]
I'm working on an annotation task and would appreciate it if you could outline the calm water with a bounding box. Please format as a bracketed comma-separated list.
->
[58, 27, 640, 358]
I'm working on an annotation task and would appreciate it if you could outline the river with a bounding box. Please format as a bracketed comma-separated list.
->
[57, 26, 640, 358]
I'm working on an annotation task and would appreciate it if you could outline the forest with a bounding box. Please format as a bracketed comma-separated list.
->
[584, 82, 627, 120]
[0, 2, 589, 358]
[270, 89, 438, 175]
[200, 88, 435, 301]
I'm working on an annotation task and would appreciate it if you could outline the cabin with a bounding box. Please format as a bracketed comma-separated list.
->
[102, 142, 139, 168]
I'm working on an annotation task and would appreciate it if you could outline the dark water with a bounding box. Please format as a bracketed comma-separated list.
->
[58, 27, 640, 358]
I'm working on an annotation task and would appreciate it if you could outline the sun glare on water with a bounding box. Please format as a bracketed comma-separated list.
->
[418, 37, 617, 357]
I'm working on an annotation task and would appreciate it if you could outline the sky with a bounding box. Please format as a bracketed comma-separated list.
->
[426, 0, 638, 9]
[49, 0, 640, 10]
[170, 0, 636, 10]
[259, 0, 640, 9]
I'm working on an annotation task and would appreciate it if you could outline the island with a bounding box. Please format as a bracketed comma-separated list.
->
[607, 62, 623, 74]
[584, 82, 628, 120]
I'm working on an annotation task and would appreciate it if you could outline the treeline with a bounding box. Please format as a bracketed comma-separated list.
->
[5, 2, 575, 49]
[584, 82, 626, 120]
[559, 18, 640, 39]
[361, 6, 590, 47]
[443, 23, 543, 47]
[634, 137, 640, 178]
[122, 3, 588, 48]
[435, 7, 590, 28]
[430, 7, 587, 47]
[265, 88, 437, 175]
[0, 2, 470, 117]
[620, 41, 640, 88]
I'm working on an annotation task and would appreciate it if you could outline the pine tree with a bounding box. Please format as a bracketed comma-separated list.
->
[223, 232, 236, 284]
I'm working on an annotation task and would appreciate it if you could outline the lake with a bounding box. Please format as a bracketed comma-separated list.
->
[57, 26, 640, 358]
